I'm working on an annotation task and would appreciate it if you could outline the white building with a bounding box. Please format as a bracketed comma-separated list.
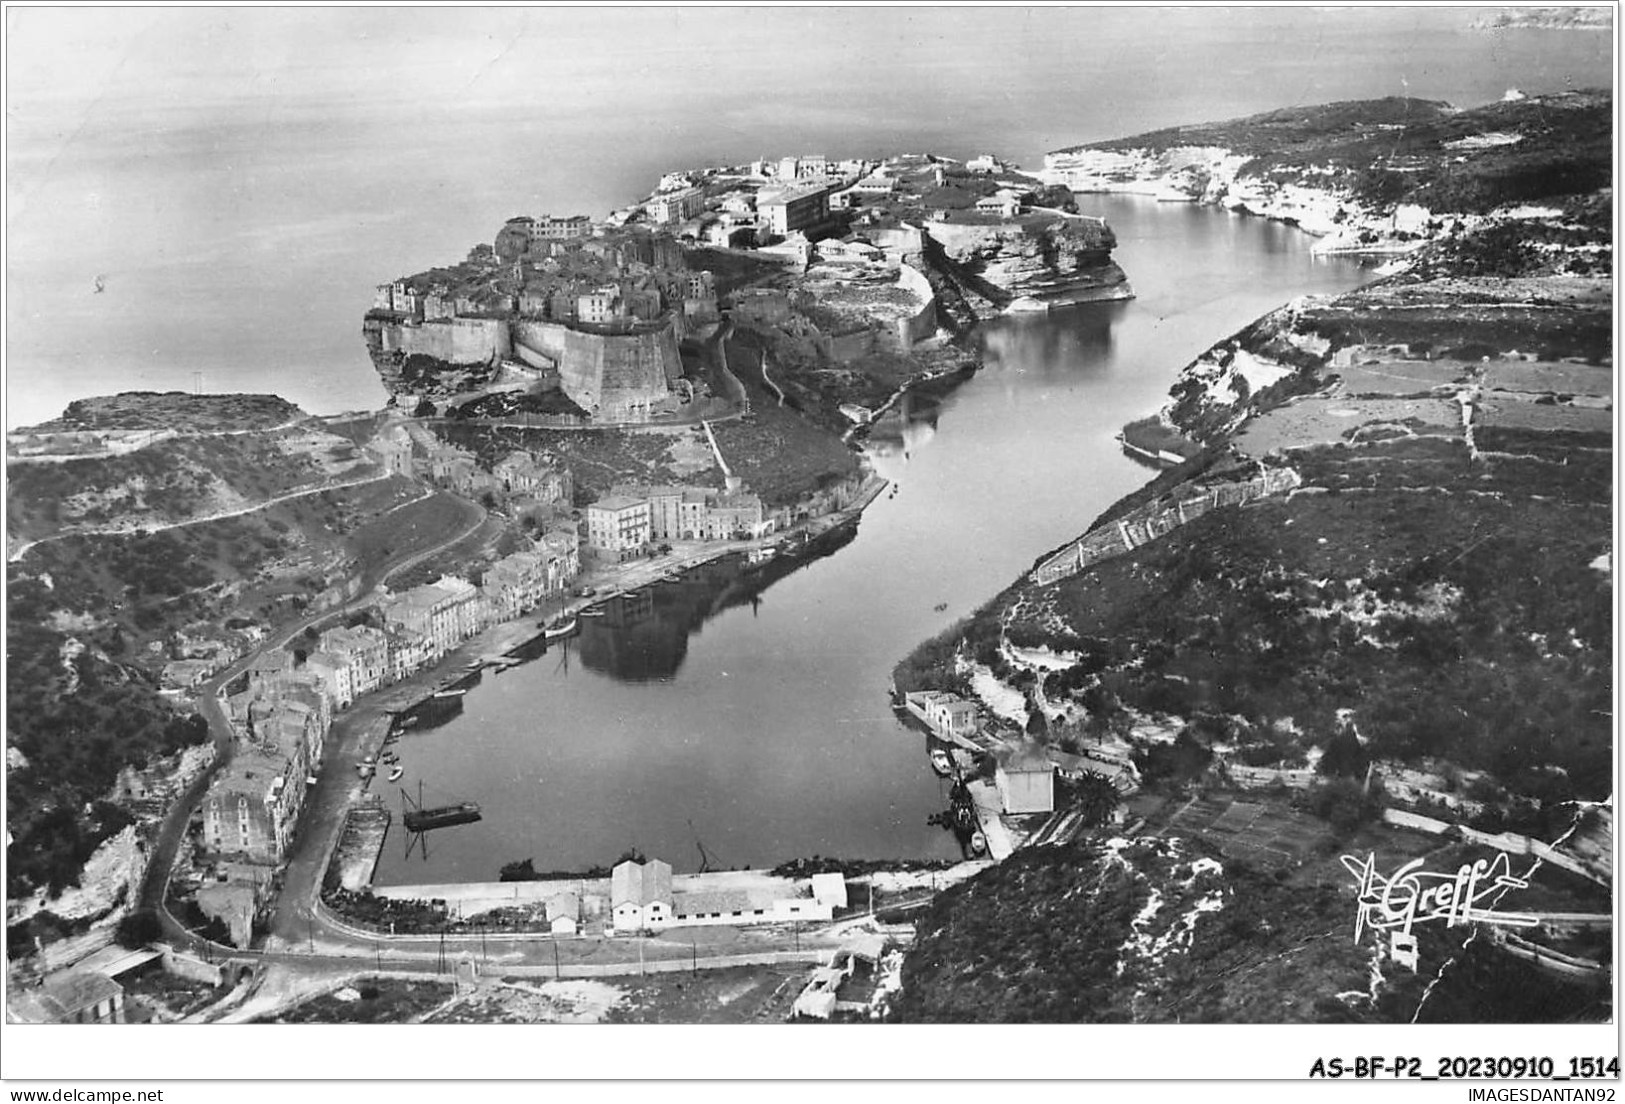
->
[995, 742, 1056, 815]
[610, 858, 673, 932]
[586, 496, 652, 557]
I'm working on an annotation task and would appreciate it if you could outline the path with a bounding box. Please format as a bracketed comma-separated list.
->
[9, 467, 396, 563]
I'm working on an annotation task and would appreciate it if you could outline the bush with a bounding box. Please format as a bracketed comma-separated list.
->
[1307, 777, 1382, 834]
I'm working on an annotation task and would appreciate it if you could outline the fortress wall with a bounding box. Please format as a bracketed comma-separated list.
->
[824, 328, 877, 364]
[890, 262, 939, 349]
[513, 317, 682, 419]
[380, 318, 510, 364]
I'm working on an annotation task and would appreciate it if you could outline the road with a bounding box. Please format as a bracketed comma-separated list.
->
[137, 490, 487, 939]
[136, 469, 900, 1008]
[9, 467, 395, 563]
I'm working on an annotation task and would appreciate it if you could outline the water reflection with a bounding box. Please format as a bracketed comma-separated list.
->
[977, 299, 1129, 378]
[576, 521, 860, 683]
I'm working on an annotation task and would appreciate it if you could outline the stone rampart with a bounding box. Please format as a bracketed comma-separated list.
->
[512, 316, 682, 421]
[888, 262, 939, 350]
[376, 317, 511, 365]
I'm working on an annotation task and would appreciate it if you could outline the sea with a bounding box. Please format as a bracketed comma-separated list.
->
[5, 8, 1611, 881]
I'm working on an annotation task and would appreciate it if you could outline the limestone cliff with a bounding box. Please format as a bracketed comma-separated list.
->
[923, 214, 1133, 311]
[1041, 92, 1611, 259]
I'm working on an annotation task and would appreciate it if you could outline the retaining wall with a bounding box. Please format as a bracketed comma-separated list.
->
[1032, 467, 1300, 586]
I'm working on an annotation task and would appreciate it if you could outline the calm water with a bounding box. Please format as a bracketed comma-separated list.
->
[372, 195, 1374, 883]
[5, 9, 1610, 428]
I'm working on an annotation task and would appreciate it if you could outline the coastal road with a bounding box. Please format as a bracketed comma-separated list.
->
[139, 489, 488, 941]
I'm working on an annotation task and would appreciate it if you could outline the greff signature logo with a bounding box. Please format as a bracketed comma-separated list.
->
[1340, 851, 1540, 943]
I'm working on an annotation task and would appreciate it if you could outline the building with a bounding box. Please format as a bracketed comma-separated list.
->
[668, 872, 846, 928]
[704, 492, 770, 540]
[995, 742, 1056, 815]
[538, 527, 581, 591]
[538, 214, 592, 240]
[480, 550, 548, 621]
[610, 858, 673, 932]
[904, 690, 981, 740]
[203, 744, 305, 865]
[577, 286, 622, 324]
[585, 496, 652, 557]
[975, 191, 1023, 219]
[302, 652, 354, 711]
[492, 451, 564, 497]
[9, 972, 126, 1024]
[851, 173, 897, 195]
[317, 625, 391, 700]
[546, 892, 581, 936]
[757, 181, 833, 236]
[379, 577, 482, 661]
[648, 188, 705, 225]
[966, 153, 1005, 174]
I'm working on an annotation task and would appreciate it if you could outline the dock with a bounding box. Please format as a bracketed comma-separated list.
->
[333, 796, 391, 891]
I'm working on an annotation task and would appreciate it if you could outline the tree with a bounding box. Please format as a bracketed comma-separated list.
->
[116, 908, 163, 949]
[1318, 728, 1370, 780]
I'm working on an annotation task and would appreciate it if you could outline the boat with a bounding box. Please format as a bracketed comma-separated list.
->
[434, 687, 466, 699]
[544, 616, 578, 640]
[1006, 295, 1049, 314]
[357, 763, 375, 778]
[929, 748, 956, 776]
[387, 765, 404, 783]
[968, 831, 988, 855]
[580, 606, 606, 618]
[403, 800, 482, 833]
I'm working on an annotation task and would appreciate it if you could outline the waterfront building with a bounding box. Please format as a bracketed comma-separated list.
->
[538, 527, 581, 591]
[384, 626, 432, 682]
[610, 858, 673, 932]
[758, 181, 833, 237]
[995, 742, 1056, 815]
[586, 496, 652, 558]
[481, 550, 549, 621]
[380, 576, 482, 661]
[904, 690, 981, 740]
[704, 492, 770, 540]
[317, 625, 391, 699]
[302, 652, 352, 710]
